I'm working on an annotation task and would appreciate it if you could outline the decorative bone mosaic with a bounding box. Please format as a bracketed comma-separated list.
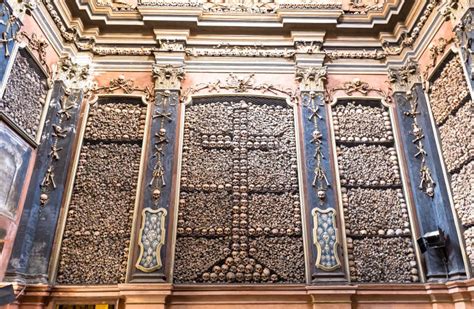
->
[428, 55, 470, 125]
[57, 98, 146, 284]
[0, 50, 48, 139]
[174, 98, 305, 283]
[331, 99, 418, 282]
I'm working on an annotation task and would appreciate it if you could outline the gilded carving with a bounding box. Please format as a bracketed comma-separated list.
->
[346, 0, 384, 14]
[312, 208, 340, 271]
[92, 75, 154, 103]
[136, 208, 167, 272]
[185, 44, 295, 58]
[15, 32, 50, 75]
[324, 49, 387, 60]
[202, 0, 277, 14]
[53, 55, 93, 91]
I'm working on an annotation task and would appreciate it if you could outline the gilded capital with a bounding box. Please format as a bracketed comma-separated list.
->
[152, 64, 185, 91]
[295, 66, 327, 92]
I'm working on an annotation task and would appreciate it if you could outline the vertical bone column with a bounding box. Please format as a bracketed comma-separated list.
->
[129, 63, 184, 282]
[296, 66, 347, 282]
[6, 56, 91, 283]
[388, 61, 468, 280]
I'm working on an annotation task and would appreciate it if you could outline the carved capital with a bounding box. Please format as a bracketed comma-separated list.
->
[387, 60, 421, 93]
[152, 64, 185, 90]
[53, 55, 93, 91]
[295, 66, 327, 92]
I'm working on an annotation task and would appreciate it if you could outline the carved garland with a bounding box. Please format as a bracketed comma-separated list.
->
[422, 37, 455, 80]
[15, 31, 51, 76]
[91, 75, 154, 104]
[325, 78, 392, 104]
[181, 73, 299, 104]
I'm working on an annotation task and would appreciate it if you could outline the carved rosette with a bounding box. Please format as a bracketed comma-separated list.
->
[312, 208, 340, 271]
[136, 208, 167, 272]
[152, 64, 185, 90]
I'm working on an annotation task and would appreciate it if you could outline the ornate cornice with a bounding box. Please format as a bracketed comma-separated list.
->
[382, 0, 441, 56]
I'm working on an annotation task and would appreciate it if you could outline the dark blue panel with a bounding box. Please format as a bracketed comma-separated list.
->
[394, 87, 466, 280]
[131, 90, 179, 282]
[6, 82, 83, 283]
[300, 92, 345, 282]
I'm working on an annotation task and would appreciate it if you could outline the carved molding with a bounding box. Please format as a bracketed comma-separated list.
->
[324, 49, 387, 60]
[382, 0, 441, 56]
[202, 0, 278, 14]
[136, 207, 167, 272]
[345, 0, 384, 15]
[181, 73, 299, 103]
[185, 44, 296, 58]
[152, 64, 185, 90]
[295, 66, 327, 92]
[95, 0, 138, 11]
[387, 59, 420, 93]
[312, 207, 340, 271]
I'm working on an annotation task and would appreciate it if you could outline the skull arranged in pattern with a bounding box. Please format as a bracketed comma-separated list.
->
[175, 97, 305, 284]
